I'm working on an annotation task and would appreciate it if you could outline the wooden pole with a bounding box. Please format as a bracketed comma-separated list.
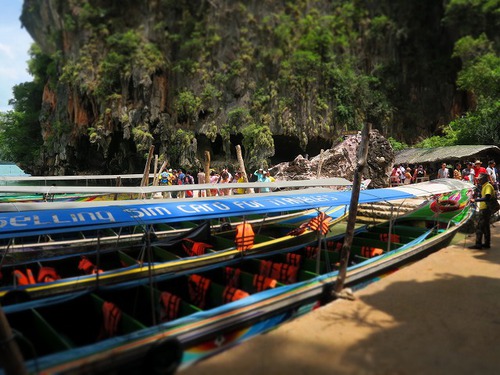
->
[153, 154, 158, 186]
[316, 149, 324, 179]
[204, 151, 211, 197]
[140, 146, 155, 198]
[334, 123, 371, 294]
[235, 145, 250, 193]
[113, 176, 121, 200]
[153, 160, 168, 187]
[0, 306, 28, 374]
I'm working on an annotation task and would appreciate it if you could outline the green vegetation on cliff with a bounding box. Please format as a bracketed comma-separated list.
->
[0, 0, 498, 174]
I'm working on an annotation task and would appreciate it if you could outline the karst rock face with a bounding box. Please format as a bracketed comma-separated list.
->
[271, 129, 394, 188]
[20, 0, 458, 176]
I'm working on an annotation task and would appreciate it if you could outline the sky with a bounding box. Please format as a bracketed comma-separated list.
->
[0, 0, 33, 112]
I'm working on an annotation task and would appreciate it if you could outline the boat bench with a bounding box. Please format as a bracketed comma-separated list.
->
[368, 225, 429, 237]
[7, 293, 147, 360]
[118, 245, 182, 267]
[355, 231, 413, 244]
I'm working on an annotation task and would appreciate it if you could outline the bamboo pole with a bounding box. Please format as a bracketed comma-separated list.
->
[235, 145, 250, 193]
[204, 151, 211, 197]
[153, 160, 168, 187]
[140, 146, 155, 198]
[153, 154, 158, 185]
[113, 176, 121, 201]
[334, 123, 371, 295]
[235, 145, 248, 182]
[316, 149, 324, 179]
[0, 306, 28, 374]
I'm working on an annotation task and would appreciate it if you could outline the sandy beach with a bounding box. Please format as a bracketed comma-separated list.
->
[180, 223, 500, 375]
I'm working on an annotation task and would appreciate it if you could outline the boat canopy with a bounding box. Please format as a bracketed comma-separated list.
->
[0, 179, 472, 239]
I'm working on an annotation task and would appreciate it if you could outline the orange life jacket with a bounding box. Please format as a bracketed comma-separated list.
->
[306, 212, 332, 235]
[361, 246, 384, 258]
[326, 241, 343, 251]
[188, 274, 211, 309]
[222, 286, 249, 303]
[286, 224, 307, 236]
[285, 253, 302, 266]
[78, 257, 103, 274]
[305, 246, 318, 259]
[235, 223, 255, 251]
[252, 274, 277, 291]
[12, 269, 36, 286]
[101, 302, 121, 338]
[159, 291, 181, 322]
[182, 239, 213, 257]
[259, 260, 273, 277]
[37, 266, 60, 283]
[223, 267, 241, 288]
[272, 262, 299, 284]
[259, 260, 298, 284]
[379, 233, 401, 243]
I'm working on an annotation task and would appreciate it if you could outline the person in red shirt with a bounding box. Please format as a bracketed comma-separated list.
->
[473, 160, 487, 185]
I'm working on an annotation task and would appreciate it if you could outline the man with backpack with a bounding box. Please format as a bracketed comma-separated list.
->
[469, 173, 496, 250]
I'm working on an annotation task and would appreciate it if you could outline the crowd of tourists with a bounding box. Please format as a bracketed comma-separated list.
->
[390, 159, 499, 192]
[391, 159, 499, 251]
[156, 167, 276, 198]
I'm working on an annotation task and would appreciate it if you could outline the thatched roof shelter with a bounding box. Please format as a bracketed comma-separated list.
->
[395, 145, 500, 166]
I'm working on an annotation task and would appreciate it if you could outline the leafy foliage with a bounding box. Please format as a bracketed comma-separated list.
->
[449, 33, 500, 145]
[241, 123, 275, 169]
[6, 0, 500, 174]
[387, 137, 409, 151]
[0, 82, 43, 169]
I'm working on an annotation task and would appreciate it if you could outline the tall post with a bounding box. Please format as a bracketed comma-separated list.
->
[235, 145, 250, 193]
[140, 146, 155, 199]
[204, 151, 211, 197]
[334, 123, 371, 294]
[113, 176, 121, 201]
[317, 149, 324, 179]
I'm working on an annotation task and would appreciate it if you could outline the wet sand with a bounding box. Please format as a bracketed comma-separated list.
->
[180, 223, 500, 375]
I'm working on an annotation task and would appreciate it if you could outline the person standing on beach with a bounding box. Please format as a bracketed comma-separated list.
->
[469, 173, 495, 250]
[487, 160, 498, 193]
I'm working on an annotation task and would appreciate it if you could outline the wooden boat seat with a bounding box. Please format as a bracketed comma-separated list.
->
[90, 294, 147, 334]
[226, 268, 283, 294]
[240, 259, 299, 285]
[208, 280, 249, 308]
[348, 244, 385, 259]
[148, 286, 202, 322]
[8, 309, 74, 359]
[209, 235, 237, 250]
[355, 231, 412, 244]
[368, 225, 429, 237]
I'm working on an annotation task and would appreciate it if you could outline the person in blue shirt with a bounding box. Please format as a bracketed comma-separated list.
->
[254, 168, 265, 193]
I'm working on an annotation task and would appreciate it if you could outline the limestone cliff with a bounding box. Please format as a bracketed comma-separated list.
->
[21, 0, 461, 175]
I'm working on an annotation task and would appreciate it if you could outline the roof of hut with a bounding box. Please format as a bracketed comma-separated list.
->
[394, 145, 500, 165]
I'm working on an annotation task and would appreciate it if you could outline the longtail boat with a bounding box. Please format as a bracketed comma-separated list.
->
[0, 177, 352, 208]
[0, 205, 348, 303]
[0, 180, 473, 375]
[0, 178, 352, 255]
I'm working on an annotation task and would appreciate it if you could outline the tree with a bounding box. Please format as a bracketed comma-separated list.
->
[0, 82, 43, 170]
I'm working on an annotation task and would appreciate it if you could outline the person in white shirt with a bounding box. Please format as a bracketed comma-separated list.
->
[487, 160, 498, 192]
[437, 163, 450, 179]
